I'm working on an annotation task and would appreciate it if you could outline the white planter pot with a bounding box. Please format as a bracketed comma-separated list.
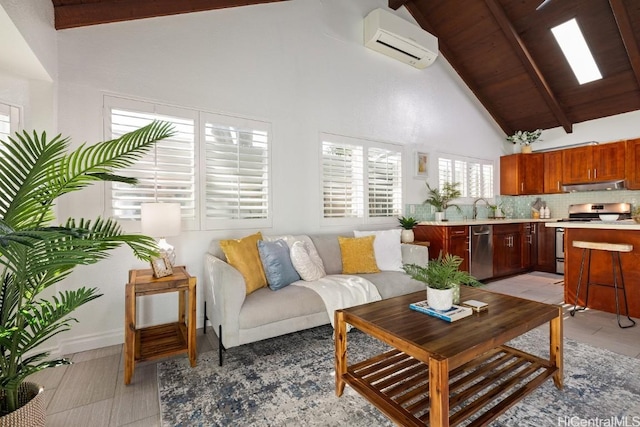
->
[427, 287, 454, 311]
[401, 229, 414, 243]
[435, 211, 445, 222]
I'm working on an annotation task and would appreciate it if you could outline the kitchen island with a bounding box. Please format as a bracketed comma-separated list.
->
[546, 220, 640, 318]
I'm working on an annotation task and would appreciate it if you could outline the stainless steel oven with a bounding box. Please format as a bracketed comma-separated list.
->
[555, 227, 564, 274]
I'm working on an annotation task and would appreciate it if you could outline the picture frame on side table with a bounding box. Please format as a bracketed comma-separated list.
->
[150, 255, 173, 278]
[414, 151, 429, 179]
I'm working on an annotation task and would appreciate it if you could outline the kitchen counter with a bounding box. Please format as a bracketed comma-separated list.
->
[545, 219, 640, 230]
[418, 218, 558, 226]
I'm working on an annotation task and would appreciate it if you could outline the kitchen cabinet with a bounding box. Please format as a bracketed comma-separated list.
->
[414, 225, 469, 272]
[625, 138, 640, 190]
[500, 153, 544, 195]
[543, 151, 563, 194]
[534, 223, 556, 273]
[521, 223, 535, 269]
[562, 141, 625, 184]
[493, 223, 523, 277]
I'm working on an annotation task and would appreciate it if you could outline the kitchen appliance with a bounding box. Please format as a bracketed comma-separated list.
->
[470, 224, 493, 280]
[555, 203, 631, 274]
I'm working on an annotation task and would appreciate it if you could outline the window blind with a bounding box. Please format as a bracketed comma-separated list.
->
[203, 118, 269, 223]
[108, 107, 196, 221]
[368, 147, 402, 217]
[438, 155, 493, 199]
[0, 103, 20, 142]
[322, 141, 364, 219]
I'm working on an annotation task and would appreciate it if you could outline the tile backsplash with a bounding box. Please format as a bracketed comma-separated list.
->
[406, 189, 640, 221]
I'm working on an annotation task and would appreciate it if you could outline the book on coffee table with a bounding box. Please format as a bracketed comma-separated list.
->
[409, 300, 473, 322]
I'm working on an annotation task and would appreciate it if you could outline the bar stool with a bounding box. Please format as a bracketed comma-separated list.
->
[570, 240, 636, 328]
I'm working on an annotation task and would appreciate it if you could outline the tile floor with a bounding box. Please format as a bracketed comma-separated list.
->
[28, 272, 640, 426]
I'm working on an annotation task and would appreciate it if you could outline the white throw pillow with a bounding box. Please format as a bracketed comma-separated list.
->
[353, 229, 402, 271]
[290, 240, 326, 281]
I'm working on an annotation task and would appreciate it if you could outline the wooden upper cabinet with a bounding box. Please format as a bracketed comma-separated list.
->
[543, 151, 563, 194]
[626, 138, 640, 190]
[562, 142, 625, 184]
[500, 153, 544, 195]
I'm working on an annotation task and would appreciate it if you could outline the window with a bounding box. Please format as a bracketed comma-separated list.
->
[551, 18, 602, 85]
[437, 154, 493, 199]
[0, 102, 21, 141]
[104, 95, 271, 231]
[202, 113, 270, 229]
[321, 133, 402, 225]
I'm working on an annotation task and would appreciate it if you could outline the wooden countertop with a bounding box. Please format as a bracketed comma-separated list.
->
[545, 219, 640, 230]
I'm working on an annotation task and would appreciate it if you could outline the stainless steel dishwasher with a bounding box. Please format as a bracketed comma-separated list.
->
[470, 224, 493, 280]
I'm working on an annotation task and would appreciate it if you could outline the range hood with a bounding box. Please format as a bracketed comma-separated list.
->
[561, 179, 626, 192]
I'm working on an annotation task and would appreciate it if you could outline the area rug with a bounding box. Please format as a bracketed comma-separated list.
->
[158, 325, 640, 426]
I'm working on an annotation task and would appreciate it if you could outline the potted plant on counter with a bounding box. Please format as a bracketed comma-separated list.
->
[423, 181, 462, 222]
[0, 121, 173, 425]
[403, 253, 481, 310]
[398, 216, 419, 243]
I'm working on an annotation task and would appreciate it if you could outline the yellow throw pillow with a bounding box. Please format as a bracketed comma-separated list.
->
[220, 232, 267, 295]
[338, 235, 380, 274]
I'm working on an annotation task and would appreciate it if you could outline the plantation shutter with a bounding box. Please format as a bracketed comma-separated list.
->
[368, 147, 402, 218]
[106, 100, 196, 224]
[202, 113, 270, 228]
[322, 141, 364, 219]
[438, 154, 493, 198]
[0, 103, 20, 142]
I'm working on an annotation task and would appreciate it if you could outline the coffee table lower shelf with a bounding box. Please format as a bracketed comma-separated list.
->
[343, 345, 557, 427]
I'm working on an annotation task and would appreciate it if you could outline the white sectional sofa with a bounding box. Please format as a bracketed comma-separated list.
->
[203, 232, 429, 364]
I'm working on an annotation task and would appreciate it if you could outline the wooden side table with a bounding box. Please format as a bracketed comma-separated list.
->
[124, 266, 197, 385]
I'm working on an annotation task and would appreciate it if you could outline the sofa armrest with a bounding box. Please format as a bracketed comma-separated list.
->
[203, 253, 246, 348]
[401, 243, 429, 267]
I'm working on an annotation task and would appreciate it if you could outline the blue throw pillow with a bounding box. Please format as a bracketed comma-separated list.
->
[257, 239, 301, 290]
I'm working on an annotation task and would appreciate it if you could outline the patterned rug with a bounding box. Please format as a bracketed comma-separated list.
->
[158, 325, 640, 426]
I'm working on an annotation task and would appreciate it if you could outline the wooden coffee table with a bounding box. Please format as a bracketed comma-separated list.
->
[335, 286, 562, 427]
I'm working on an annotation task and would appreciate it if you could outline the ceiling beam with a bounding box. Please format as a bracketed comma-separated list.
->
[404, 4, 514, 135]
[54, 0, 288, 30]
[485, 0, 573, 134]
[388, 1, 410, 10]
[609, 0, 640, 90]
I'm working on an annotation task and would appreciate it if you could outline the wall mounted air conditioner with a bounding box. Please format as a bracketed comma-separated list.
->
[364, 8, 438, 69]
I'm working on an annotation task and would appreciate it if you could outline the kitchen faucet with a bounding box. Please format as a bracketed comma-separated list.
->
[472, 198, 490, 220]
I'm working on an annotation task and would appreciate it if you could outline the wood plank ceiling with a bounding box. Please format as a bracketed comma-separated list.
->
[50, 0, 640, 136]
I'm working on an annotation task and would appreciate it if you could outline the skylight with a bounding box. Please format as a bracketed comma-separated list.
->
[551, 18, 602, 85]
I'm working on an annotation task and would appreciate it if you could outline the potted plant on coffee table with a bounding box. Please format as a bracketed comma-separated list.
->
[423, 181, 462, 222]
[398, 216, 419, 243]
[403, 253, 481, 310]
[0, 121, 173, 425]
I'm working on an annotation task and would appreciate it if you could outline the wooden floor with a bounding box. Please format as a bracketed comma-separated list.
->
[29, 272, 640, 426]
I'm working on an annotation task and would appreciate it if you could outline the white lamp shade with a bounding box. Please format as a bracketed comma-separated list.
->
[141, 203, 181, 237]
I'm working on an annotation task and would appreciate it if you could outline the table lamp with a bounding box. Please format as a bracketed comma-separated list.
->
[141, 202, 181, 265]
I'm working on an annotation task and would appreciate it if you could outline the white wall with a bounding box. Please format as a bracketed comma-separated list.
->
[11, 0, 639, 354]
[50, 0, 506, 353]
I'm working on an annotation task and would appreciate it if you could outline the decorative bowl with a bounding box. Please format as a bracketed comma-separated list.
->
[599, 214, 619, 222]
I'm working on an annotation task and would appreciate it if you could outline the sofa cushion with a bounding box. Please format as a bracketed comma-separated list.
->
[239, 285, 326, 329]
[310, 234, 348, 275]
[354, 229, 403, 271]
[257, 239, 300, 290]
[358, 271, 427, 299]
[220, 232, 267, 295]
[290, 241, 326, 281]
[338, 235, 380, 274]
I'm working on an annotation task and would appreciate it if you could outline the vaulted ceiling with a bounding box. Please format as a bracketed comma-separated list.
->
[51, 0, 640, 136]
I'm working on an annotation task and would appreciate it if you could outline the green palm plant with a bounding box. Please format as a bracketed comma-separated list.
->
[0, 121, 174, 416]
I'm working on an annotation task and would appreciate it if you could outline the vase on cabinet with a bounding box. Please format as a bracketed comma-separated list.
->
[401, 229, 414, 243]
[435, 211, 445, 222]
[521, 145, 532, 154]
